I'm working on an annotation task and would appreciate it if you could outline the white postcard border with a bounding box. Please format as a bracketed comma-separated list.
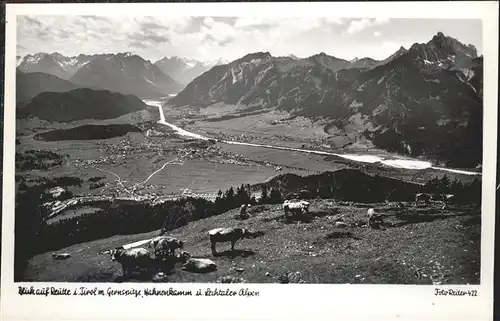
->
[2, 2, 498, 321]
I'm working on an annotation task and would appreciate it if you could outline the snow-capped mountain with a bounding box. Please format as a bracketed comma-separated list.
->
[18, 53, 72, 79]
[70, 52, 183, 97]
[154, 56, 228, 85]
[169, 32, 482, 168]
[17, 52, 114, 79]
[52, 52, 115, 75]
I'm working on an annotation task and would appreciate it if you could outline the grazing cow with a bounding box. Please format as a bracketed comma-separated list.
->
[299, 189, 313, 199]
[415, 193, 432, 206]
[182, 258, 218, 273]
[239, 204, 248, 215]
[444, 194, 455, 202]
[283, 200, 310, 218]
[176, 250, 192, 263]
[334, 221, 348, 228]
[367, 208, 383, 229]
[110, 247, 155, 277]
[284, 192, 301, 201]
[149, 236, 184, 258]
[208, 227, 254, 255]
[52, 252, 71, 260]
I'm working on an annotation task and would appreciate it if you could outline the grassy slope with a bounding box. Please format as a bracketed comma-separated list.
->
[24, 200, 480, 284]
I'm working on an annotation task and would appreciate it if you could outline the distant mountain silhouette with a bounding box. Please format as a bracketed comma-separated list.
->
[34, 124, 142, 141]
[70, 52, 182, 97]
[16, 70, 79, 105]
[17, 88, 148, 122]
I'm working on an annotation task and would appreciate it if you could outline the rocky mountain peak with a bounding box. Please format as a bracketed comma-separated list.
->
[429, 32, 477, 57]
[237, 52, 272, 62]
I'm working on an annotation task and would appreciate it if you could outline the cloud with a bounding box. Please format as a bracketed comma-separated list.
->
[321, 17, 346, 25]
[200, 18, 237, 46]
[15, 16, 481, 64]
[344, 18, 390, 35]
[130, 32, 171, 44]
[129, 41, 148, 49]
[19, 16, 42, 28]
[233, 17, 278, 29]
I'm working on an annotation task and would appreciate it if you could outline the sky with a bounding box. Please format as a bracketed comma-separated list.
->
[16, 16, 483, 63]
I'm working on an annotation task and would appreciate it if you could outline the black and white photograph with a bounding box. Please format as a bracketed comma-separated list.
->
[10, 11, 489, 285]
[2, 4, 498, 320]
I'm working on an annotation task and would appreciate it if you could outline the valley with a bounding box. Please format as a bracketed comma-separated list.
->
[15, 96, 482, 284]
[14, 30, 483, 284]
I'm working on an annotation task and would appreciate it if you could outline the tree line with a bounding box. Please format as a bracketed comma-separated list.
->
[14, 172, 481, 280]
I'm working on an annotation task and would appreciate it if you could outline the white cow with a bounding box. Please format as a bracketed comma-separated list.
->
[52, 252, 71, 260]
[182, 257, 218, 273]
[283, 200, 310, 217]
[367, 208, 383, 228]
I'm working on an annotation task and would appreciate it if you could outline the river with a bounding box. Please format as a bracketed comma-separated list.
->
[143, 99, 481, 176]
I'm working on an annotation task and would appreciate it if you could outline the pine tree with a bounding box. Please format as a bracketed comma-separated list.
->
[269, 188, 283, 204]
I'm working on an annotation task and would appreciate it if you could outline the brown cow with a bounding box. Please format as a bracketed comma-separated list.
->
[208, 227, 254, 255]
[149, 236, 184, 258]
[110, 247, 155, 277]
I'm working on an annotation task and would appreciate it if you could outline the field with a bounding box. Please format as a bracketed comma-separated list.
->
[23, 199, 481, 284]
[180, 108, 331, 148]
[16, 110, 479, 222]
[15, 105, 482, 284]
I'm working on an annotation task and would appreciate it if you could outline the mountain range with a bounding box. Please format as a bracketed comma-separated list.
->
[17, 52, 182, 98]
[17, 52, 228, 96]
[18, 52, 115, 79]
[169, 32, 483, 168]
[153, 56, 228, 85]
[16, 32, 482, 167]
[69, 52, 182, 98]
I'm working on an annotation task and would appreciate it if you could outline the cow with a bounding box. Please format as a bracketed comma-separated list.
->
[367, 208, 383, 229]
[444, 194, 455, 202]
[52, 252, 71, 260]
[109, 247, 155, 277]
[436, 194, 455, 209]
[182, 258, 218, 273]
[208, 227, 254, 255]
[284, 192, 301, 201]
[415, 193, 432, 206]
[283, 200, 310, 218]
[149, 236, 184, 258]
[334, 221, 348, 228]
